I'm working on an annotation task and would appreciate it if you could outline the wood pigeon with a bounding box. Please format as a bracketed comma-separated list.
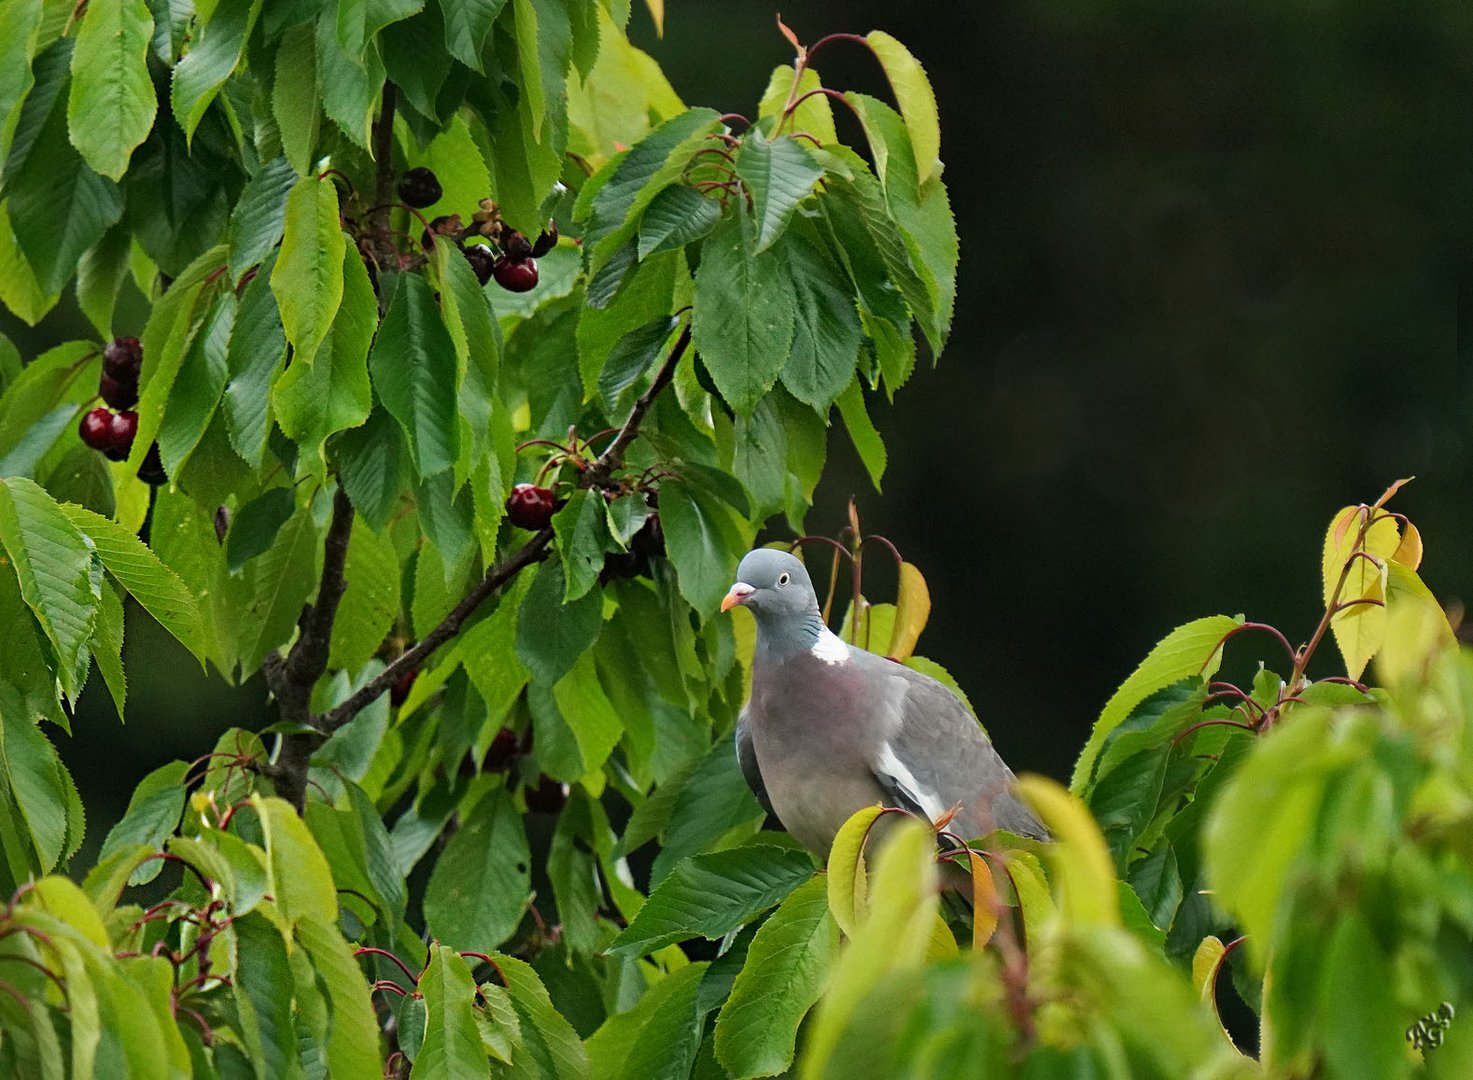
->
[723, 548, 1048, 857]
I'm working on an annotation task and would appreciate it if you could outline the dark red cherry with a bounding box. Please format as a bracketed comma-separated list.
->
[505, 483, 556, 530]
[492, 256, 538, 293]
[104, 411, 138, 461]
[503, 230, 533, 261]
[390, 667, 419, 707]
[463, 244, 496, 286]
[530, 220, 558, 257]
[102, 337, 142, 382]
[79, 408, 114, 451]
[524, 776, 569, 814]
[397, 167, 443, 209]
[99, 372, 137, 410]
[136, 441, 167, 485]
[482, 728, 520, 773]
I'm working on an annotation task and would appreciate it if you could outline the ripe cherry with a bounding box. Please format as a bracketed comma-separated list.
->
[505, 483, 556, 530]
[524, 776, 569, 814]
[105, 411, 139, 461]
[397, 167, 443, 209]
[102, 337, 142, 381]
[463, 244, 496, 286]
[390, 667, 419, 706]
[482, 728, 520, 772]
[531, 220, 558, 257]
[503, 230, 533, 261]
[99, 372, 137, 410]
[136, 441, 167, 485]
[79, 408, 114, 451]
[492, 256, 538, 293]
[420, 214, 460, 252]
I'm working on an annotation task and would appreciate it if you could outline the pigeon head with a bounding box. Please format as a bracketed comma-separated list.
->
[721, 549, 827, 658]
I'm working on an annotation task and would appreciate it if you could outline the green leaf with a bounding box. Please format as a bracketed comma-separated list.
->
[715, 876, 839, 1078]
[493, 953, 588, 1079]
[438, 0, 509, 70]
[332, 407, 406, 533]
[316, 18, 385, 149]
[865, 31, 941, 184]
[413, 946, 489, 1080]
[0, 0, 43, 169]
[834, 378, 886, 491]
[97, 760, 188, 884]
[636, 184, 722, 259]
[329, 520, 400, 675]
[158, 291, 234, 476]
[234, 504, 319, 673]
[233, 912, 300, 1078]
[270, 175, 346, 365]
[254, 794, 337, 925]
[598, 315, 677, 414]
[423, 788, 531, 951]
[225, 487, 296, 573]
[7, 42, 125, 298]
[606, 845, 815, 958]
[757, 64, 838, 147]
[516, 559, 603, 685]
[1069, 615, 1240, 792]
[223, 249, 287, 467]
[56, 502, 206, 664]
[295, 914, 383, 1077]
[691, 209, 796, 414]
[650, 733, 765, 884]
[779, 227, 863, 411]
[734, 129, 823, 253]
[531, 652, 623, 781]
[90, 579, 125, 716]
[66, 0, 155, 179]
[272, 23, 319, 176]
[272, 239, 376, 469]
[585, 962, 707, 1080]
[0, 476, 99, 701]
[76, 226, 131, 339]
[169, 0, 260, 143]
[658, 481, 747, 617]
[369, 272, 460, 478]
[0, 339, 94, 476]
[0, 696, 70, 873]
[552, 489, 610, 602]
[581, 107, 722, 271]
[227, 156, 296, 282]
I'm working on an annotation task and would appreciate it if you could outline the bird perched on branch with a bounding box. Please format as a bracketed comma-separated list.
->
[722, 548, 1048, 857]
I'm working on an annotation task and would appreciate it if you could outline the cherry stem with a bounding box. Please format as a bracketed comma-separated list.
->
[460, 951, 509, 986]
[784, 88, 866, 130]
[717, 112, 752, 129]
[355, 947, 420, 983]
[1172, 717, 1259, 747]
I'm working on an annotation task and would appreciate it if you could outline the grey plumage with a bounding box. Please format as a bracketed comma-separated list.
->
[725, 548, 1047, 857]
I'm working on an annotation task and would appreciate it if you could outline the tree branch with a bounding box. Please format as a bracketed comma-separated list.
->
[317, 528, 555, 734]
[263, 487, 356, 809]
[315, 321, 694, 737]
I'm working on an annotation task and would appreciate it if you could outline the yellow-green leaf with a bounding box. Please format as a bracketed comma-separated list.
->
[1015, 774, 1119, 927]
[801, 819, 937, 1078]
[967, 849, 999, 949]
[826, 803, 884, 937]
[253, 794, 337, 926]
[886, 560, 930, 660]
[866, 30, 941, 184]
[1321, 505, 1400, 681]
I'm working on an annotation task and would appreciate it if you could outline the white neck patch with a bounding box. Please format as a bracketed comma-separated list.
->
[811, 627, 850, 665]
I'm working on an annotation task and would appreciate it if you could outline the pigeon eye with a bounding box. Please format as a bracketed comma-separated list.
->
[777, 573, 790, 587]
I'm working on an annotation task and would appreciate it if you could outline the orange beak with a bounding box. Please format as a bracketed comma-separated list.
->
[721, 582, 755, 612]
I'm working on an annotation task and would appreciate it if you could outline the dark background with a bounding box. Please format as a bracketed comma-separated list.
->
[14, 0, 1473, 853]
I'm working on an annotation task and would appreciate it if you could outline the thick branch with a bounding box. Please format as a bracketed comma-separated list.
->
[264, 487, 355, 809]
[317, 321, 694, 735]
